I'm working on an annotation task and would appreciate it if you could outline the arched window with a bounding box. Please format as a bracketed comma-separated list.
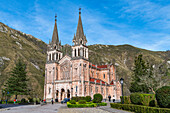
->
[78, 48, 80, 56]
[56, 53, 58, 60]
[49, 87, 51, 94]
[76, 86, 78, 92]
[53, 53, 55, 60]
[49, 54, 51, 61]
[85, 49, 86, 57]
[83, 49, 84, 57]
[75, 49, 76, 57]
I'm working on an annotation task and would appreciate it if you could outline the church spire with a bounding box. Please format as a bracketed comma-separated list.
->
[52, 14, 59, 45]
[73, 8, 87, 45]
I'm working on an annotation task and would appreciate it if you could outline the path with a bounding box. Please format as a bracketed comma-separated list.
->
[0, 103, 132, 113]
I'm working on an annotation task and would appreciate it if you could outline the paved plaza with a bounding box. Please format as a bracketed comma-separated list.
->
[0, 103, 132, 113]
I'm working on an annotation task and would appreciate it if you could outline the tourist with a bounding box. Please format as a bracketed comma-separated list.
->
[43, 99, 46, 103]
[14, 98, 16, 104]
[5, 99, 8, 104]
[108, 95, 111, 102]
[51, 98, 54, 105]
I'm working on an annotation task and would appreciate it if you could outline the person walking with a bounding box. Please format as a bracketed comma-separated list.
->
[108, 95, 111, 102]
[51, 98, 54, 105]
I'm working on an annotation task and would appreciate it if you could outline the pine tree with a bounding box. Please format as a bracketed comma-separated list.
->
[130, 54, 149, 93]
[5, 59, 28, 99]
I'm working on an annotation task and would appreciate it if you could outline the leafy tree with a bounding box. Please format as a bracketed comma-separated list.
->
[5, 59, 28, 99]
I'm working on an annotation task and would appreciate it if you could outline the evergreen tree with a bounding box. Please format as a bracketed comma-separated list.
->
[130, 54, 149, 93]
[5, 59, 28, 99]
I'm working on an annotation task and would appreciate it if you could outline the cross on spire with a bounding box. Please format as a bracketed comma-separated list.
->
[55, 13, 57, 22]
[79, 8, 81, 14]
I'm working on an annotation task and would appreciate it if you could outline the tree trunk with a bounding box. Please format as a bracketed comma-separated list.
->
[150, 87, 155, 94]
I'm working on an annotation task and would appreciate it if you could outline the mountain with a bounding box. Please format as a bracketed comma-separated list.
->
[0, 22, 47, 98]
[0, 22, 169, 98]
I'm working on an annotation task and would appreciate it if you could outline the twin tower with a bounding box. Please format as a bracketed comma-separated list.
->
[47, 8, 88, 62]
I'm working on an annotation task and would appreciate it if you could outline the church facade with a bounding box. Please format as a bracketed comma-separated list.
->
[44, 9, 122, 102]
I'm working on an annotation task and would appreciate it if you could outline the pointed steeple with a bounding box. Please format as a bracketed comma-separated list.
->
[52, 14, 59, 45]
[73, 8, 87, 45]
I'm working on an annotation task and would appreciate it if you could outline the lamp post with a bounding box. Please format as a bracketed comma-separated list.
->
[120, 78, 124, 104]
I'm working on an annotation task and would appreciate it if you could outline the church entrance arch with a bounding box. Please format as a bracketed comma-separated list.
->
[56, 90, 59, 102]
[67, 89, 70, 99]
[61, 88, 65, 101]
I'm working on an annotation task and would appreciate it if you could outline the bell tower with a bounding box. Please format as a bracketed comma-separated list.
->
[47, 14, 63, 63]
[72, 8, 88, 60]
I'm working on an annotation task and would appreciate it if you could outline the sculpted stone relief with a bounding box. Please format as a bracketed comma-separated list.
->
[72, 63, 79, 80]
[60, 60, 70, 80]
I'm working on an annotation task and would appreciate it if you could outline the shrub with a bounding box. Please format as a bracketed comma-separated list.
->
[141, 94, 155, 106]
[110, 103, 170, 113]
[93, 94, 103, 103]
[120, 96, 131, 104]
[71, 97, 86, 102]
[78, 100, 86, 104]
[130, 93, 142, 105]
[28, 97, 33, 102]
[130, 93, 156, 106]
[94, 102, 107, 106]
[21, 98, 26, 103]
[36, 98, 40, 104]
[67, 102, 95, 108]
[33, 98, 36, 103]
[149, 100, 156, 107]
[156, 86, 170, 108]
[85, 96, 91, 102]
[69, 100, 76, 104]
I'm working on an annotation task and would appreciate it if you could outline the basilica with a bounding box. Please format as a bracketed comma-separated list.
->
[44, 9, 122, 102]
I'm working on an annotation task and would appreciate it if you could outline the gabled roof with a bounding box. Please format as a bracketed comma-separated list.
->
[59, 55, 71, 64]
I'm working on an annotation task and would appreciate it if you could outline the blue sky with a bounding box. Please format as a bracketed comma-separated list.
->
[0, 0, 170, 51]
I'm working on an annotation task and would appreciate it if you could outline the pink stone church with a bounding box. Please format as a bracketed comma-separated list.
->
[44, 9, 122, 102]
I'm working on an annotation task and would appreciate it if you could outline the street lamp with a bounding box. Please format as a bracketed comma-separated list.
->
[120, 78, 124, 104]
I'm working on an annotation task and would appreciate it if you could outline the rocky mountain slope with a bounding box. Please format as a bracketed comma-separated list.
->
[0, 22, 47, 98]
[0, 22, 169, 98]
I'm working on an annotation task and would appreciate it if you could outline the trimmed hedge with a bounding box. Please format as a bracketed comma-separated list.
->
[120, 96, 131, 104]
[85, 96, 91, 102]
[67, 102, 107, 108]
[156, 86, 170, 108]
[95, 102, 107, 106]
[93, 94, 103, 103]
[141, 94, 155, 106]
[67, 102, 96, 108]
[69, 100, 76, 104]
[110, 103, 170, 113]
[71, 97, 86, 102]
[130, 93, 156, 106]
[21, 98, 26, 103]
[130, 93, 142, 105]
[78, 100, 86, 104]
